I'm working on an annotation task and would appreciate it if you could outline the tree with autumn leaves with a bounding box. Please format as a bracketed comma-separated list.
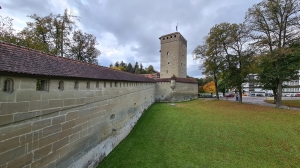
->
[203, 81, 216, 94]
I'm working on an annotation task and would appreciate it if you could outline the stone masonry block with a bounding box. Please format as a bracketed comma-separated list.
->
[0, 137, 20, 154]
[7, 152, 33, 168]
[20, 78, 36, 90]
[32, 119, 51, 131]
[69, 132, 79, 143]
[34, 144, 52, 161]
[61, 120, 75, 131]
[16, 90, 41, 102]
[0, 145, 26, 165]
[59, 91, 75, 99]
[63, 99, 76, 107]
[66, 111, 78, 121]
[0, 123, 31, 141]
[31, 150, 59, 168]
[29, 100, 48, 112]
[52, 115, 65, 125]
[39, 132, 60, 148]
[52, 137, 68, 152]
[42, 124, 62, 137]
[42, 107, 61, 115]
[75, 98, 85, 105]
[0, 102, 29, 115]
[14, 111, 42, 122]
[0, 114, 13, 126]
[48, 99, 64, 109]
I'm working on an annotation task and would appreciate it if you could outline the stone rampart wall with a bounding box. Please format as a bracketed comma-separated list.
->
[0, 75, 155, 168]
[155, 81, 198, 102]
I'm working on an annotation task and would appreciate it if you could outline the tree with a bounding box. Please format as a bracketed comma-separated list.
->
[198, 86, 205, 93]
[194, 22, 254, 102]
[134, 62, 140, 74]
[126, 63, 133, 73]
[114, 61, 120, 67]
[258, 43, 300, 101]
[203, 81, 216, 93]
[68, 30, 100, 64]
[147, 65, 155, 74]
[220, 23, 255, 103]
[193, 40, 223, 100]
[0, 15, 16, 43]
[245, 0, 300, 107]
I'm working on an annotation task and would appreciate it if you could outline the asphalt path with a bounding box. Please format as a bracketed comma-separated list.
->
[219, 96, 300, 110]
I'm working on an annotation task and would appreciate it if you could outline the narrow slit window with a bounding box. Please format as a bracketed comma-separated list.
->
[86, 81, 90, 89]
[74, 81, 79, 90]
[3, 78, 14, 93]
[104, 82, 106, 88]
[58, 80, 64, 91]
[96, 81, 99, 88]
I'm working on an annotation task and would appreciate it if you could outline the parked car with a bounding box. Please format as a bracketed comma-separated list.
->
[284, 94, 291, 97]
[225, 93, 235, 97]
[295, 94, 300, 97]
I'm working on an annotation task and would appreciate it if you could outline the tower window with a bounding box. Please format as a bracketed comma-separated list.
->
[170, 36, 172, 38]
[163, 38, 165, 40]
[167, 37, 169, 39]
[167, 52, 169, 55]
[166, 70, 168, 73]
[104, 82, 106, 88]
[181, 63, 182, 65]
[174, 35, 176, 38]
[3, 78, 14, 93]
[168, 62, 170, 64]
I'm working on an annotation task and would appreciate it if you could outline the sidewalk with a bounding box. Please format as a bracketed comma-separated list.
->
[222, 96, 300, 111]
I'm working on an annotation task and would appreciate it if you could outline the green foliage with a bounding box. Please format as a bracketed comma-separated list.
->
[198, 86, 204, 93]
[146, 65, 155, 74]
[245, 0, 300, 107]
[68, 30, 100, 64]
[110, 61, 156, 75]
[98, 100, 300, 167]
[0, 9, 100, 64]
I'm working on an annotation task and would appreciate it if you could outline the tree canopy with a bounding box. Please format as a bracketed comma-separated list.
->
[0, 9, 100, 64]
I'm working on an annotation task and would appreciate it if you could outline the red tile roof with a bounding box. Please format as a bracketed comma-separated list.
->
[0, 41, 155, 82]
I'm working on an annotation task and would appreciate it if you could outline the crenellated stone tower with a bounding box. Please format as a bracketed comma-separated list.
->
[159, 32, 187, 78]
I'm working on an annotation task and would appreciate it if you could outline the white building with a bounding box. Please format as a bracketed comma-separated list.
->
[242, 72, 300, 96]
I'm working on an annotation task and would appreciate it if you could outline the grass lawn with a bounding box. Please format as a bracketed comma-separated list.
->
[98, 99, 300, 168]
[264, 100, 300, 108]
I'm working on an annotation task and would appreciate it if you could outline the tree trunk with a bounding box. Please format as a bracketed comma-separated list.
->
[238, 86, 243, 103]
[272, 88, 277, 104]
[214, 73, 219, 100]
[276, 78, 282, 108]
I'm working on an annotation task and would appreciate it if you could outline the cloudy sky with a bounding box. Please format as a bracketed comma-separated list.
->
[0, 0, 262, 78]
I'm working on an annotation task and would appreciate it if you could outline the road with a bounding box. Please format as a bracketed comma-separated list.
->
[219, 96, 300, 110]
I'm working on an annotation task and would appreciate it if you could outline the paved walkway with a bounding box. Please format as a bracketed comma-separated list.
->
[221, 96, 300, 111]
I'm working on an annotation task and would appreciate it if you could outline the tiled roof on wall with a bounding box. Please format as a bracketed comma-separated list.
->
[0, 41, 155, 82]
